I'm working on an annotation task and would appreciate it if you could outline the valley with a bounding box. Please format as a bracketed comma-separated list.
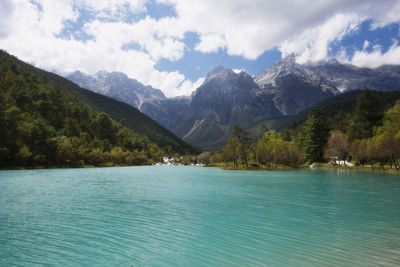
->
[67, 55, 400, 150]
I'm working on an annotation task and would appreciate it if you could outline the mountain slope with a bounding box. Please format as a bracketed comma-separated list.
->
[306, 60, 400, 93]
[67, 71, 166, 110]
[0, 50, 200, 157]
[0, 52, 163, 167]
[254, 56, 400, 116]
[67, 70, 189, 131]
[254, 55, 340, 115]
[249, 90, 400, 137]
[65, 56, 400, 151]
[172, 66, 282, 150]
[140, 96, 191, 130]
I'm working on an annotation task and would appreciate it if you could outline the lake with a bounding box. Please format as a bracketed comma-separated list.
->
[1, 166, 400, 266]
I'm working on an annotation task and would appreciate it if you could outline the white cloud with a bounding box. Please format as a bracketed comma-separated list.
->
[173, 77, 205, 97]
[345, 41, 400, 68]
[194, 34, 226, 53]
[232, 69, 244, 74]
[363, 40, 370, 51]
[75, 0, 147, 19]
[1, 0, 400, 97]
[279, 13, 363, 64]
[83, 18, 185, 61]
[0, 0, 15, 37]
[158, 0, 400, 60]
[0, 0, 192, 97]
[368, 1, 400, 29]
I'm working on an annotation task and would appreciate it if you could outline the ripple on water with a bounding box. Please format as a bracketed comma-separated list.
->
[1, 167, 400, 266]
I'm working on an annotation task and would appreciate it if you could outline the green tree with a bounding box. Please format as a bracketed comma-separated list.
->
[16, 145, 32, 165]
[324, 131, 349, 164]
[255, 131, 303, 168]
[0, 93, 8, 158]
[369, 100, 400, 169]
[222, 138, 240, 167]
[93, 113, 115, 141]
[348, 88, 382, 141]
[301, 107, 329, 163]
[233, 124, 250, 167]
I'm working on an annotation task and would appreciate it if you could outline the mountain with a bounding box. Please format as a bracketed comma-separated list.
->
[60, 82, 200, 154]
[306, 59, 400, 93]
[65, 56, 400, 151]
[67, 71, 166, 110]
[168, 66, 282, 150]
[66, 67, 282, 150]
[0, 50, 199, 168]
[248, 90, 400, 138]
[67, 70, 187, 131]
[140, 96, 191, 131]
[254, 55, 400, 116]
[175, 59, 399, 149]
[254, 54, 340, 115]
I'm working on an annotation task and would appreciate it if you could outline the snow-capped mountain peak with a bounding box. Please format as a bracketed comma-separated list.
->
[67, 71, 166, 110]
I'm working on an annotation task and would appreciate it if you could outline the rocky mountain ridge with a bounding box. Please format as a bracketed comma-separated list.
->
[66, 56, 400, 149]
[67, 71, 166, 110]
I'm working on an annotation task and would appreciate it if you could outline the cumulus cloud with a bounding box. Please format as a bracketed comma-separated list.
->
[194, 34, 226, 53]
[1, 0, 400, 97]
[0, 0, 15, 37]
[175, 77, 205, 97]
[83, 18, 185, 61]
[345, 41, 400, 68]
[75, 0, 147, 18]
[368, 1, 400, 29]
[0, 0, 192, 97]
[279, 13, 363, 64]
[159, 0, 400, 61]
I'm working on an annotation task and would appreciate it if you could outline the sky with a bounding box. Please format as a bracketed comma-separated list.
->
[0, 0, 400, 97]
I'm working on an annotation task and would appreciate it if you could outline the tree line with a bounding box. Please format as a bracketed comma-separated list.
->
[0, 53, 168, 168]
[213, 88, 400, 170]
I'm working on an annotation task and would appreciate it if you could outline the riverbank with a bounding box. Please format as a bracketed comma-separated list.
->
[0, 162, 147, 170]
[311, 162, 400, 175]
[208, 162, 294, 171]
[2, 161, 400, 175]
[208, 161, 400, 174]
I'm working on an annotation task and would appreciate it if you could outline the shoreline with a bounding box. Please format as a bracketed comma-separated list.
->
[209, 162, 400, 175]
[0, 163, 143, 171]
[1, 163, 400, 175]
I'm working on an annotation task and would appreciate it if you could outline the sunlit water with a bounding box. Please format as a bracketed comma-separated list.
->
[1, 166, 400, 266]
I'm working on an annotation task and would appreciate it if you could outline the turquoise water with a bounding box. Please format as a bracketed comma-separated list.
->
[1, 167, 400, 266]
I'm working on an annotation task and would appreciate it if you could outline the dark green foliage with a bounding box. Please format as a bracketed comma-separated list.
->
[350, 101, 400, 169]
[0, 50, 200, 157]
[39, 68, 200, 154]
[91, 112, 116, 143]
[233, 124, 250, 144]
[232, 124, 250, 167]
[348, 88, 382, 141]
[216, 129, 303, 169]
[216, 88, 400, 170]
[301, 107, 329, 163]
[0, 50, 197, 167]
[260, 90, 400, 135]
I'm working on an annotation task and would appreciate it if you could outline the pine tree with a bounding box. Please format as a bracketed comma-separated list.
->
[348, 88, 382, 141]
[301, 107, 329, 163]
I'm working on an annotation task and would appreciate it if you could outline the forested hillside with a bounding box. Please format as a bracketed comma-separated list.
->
[0, 50, 199, 168]
[214, 88, 400, 170]
[249, 90, 400, 137]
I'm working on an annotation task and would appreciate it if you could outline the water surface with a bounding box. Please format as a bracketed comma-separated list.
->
[1, 166, 400, 266]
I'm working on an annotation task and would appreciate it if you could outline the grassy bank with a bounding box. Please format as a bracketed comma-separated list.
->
[208, 162, 294, 171]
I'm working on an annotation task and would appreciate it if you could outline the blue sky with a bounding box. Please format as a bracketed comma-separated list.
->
[0, 0, 399, 96]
